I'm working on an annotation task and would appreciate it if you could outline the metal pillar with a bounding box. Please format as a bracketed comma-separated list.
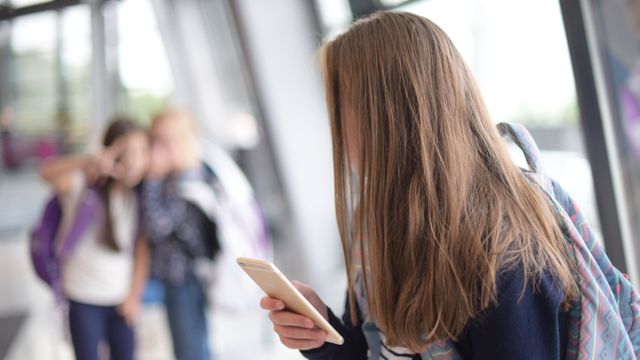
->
[559, 0, 640, 284]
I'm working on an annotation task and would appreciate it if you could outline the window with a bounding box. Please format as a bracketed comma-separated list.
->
[11, 12, 57, 136]
[399, 0, 578, 127]
[593, 0, 640, 259]
[117, 0, 172, 122]
[60, 5, 91, 145]
[0, 0, 172, 174]
[1, 5, 91, 169]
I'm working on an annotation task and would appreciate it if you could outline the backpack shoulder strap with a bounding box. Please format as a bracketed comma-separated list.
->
[498, 122, 640, 359]
[55, 187, 103, 260]
[497, 122, 555, 197]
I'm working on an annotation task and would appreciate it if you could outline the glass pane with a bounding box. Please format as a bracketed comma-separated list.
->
[11, 12, 57, 136]
[594, 0, 640, 250]
[61, 5, 91, 148]
[117, 0, 173, 121]
[314, 0, 353, 37]
[1, 5, 91, 174]
[400, 0, 577, 127]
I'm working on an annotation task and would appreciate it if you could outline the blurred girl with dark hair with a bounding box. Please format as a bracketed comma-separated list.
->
[40, 116, 150, 360]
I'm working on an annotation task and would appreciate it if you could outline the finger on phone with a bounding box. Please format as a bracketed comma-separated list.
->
[274, 324, 327, 341]
[260, 297, 285, 311]
[279, 336, 325, 350]
[269, 310, 315, 328]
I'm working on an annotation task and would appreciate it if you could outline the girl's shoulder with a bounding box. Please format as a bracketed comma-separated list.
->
[454, 266, 568, 359]
[493, 265, 565, 307]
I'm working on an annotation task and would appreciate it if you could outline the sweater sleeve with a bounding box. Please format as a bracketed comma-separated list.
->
[454, 268, 568, 360]
[301, 295, 369, 360]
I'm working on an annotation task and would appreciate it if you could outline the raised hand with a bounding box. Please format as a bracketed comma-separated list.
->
[85, 138, 127, 183]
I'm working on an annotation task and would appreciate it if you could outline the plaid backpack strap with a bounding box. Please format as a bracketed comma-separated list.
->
[498, 122, 640, 359]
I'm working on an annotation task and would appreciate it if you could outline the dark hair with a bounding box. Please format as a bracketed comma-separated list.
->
[101, 115, 144, 251]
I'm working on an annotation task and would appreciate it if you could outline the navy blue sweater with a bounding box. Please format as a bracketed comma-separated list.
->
[302, 268, 568, 359]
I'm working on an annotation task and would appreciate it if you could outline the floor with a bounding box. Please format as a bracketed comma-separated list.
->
[0, 315, 25, 359]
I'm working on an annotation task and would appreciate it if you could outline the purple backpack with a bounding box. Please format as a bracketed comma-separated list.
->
[30, 189, 103, 300]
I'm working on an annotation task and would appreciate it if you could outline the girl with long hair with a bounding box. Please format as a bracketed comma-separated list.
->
[261, 11, 577, 359]
[40, 117, 150, 360]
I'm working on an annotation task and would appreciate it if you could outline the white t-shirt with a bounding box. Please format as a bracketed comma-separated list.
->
[60, 174, 138, 306]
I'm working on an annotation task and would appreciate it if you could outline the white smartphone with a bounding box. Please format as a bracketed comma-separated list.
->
[236, 257, 344, 345]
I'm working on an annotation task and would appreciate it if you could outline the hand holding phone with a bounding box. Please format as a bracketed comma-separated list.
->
[237, 257, 344, 348]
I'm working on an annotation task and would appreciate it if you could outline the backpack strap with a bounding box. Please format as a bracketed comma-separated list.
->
[497, 122, 555, 197]
[55, 187, 103, 260]
[498, 122, 640, 359]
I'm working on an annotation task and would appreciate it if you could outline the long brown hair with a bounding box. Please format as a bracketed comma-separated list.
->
[320, 11, 576, 351]
[101, 116, 144, 252]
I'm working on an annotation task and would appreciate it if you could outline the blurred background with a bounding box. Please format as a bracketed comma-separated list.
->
[0, 0, 638, 359]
